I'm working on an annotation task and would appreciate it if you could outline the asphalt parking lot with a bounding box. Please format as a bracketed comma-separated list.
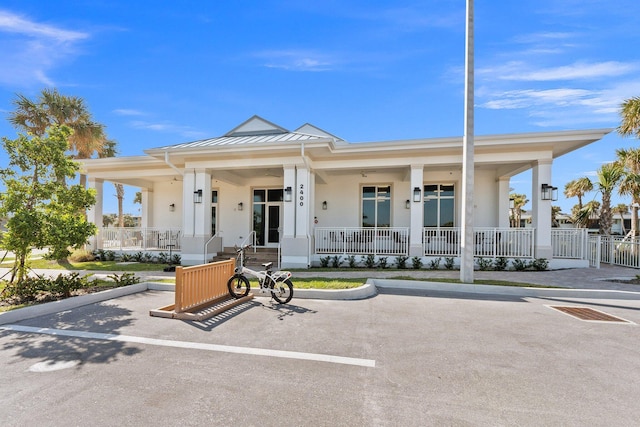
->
[1, 287, 640, 426]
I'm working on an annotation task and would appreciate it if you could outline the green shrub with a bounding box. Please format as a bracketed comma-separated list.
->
[412, 256, 423, 269]
[69, 249, 95, 263]
[531, 258, 549, 271]
[512, 259, 530, 271]
[171, 254, 181, 265]
[493, 257, 509, 271]
[444, 257, 455, 270]
[378, 257, 389, 269]
[106, 272, 140, 287]
[428, 257, 441, 270]
[319, 256, 330, 267]
[331, 255, 343, 268]
[476, 257, 493, 271]
[47, 273, 89, 298]
[395, 255, 409, 269]
[346, 255, 357, 268]
[362, 254, 376, 269]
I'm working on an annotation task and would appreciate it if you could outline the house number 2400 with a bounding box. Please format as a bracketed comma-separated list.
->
[299, 184, 304, 206]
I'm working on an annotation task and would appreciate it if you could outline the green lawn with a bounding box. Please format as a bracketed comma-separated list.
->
[1, 259, 167, 272]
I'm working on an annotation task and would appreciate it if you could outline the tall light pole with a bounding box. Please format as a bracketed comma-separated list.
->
[460, 0, 475, 283]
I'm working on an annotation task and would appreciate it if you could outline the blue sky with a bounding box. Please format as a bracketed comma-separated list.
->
[0, 1, 639, 215]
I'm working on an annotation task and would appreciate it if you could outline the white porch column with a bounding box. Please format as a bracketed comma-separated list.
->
[140, 188, 153, 228]
[498, 177, 510, 228]
[409, 165, 424, 257]
[282, 165, 296, 238]
[282, 165, 311, 268]
[181, 168, 212, 265]
[532, 159, 553, 259]
[87, 178, 103, 250]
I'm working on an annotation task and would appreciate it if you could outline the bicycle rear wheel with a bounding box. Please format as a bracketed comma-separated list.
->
[227, 274, 250, 298]
[271, 279, 293, 304]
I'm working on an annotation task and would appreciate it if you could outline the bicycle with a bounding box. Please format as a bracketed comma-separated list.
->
[227, 244, 294, 304]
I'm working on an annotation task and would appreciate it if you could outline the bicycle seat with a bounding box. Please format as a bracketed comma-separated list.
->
[262, 262, 273, 270]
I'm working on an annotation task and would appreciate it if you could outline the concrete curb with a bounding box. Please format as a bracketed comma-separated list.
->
[371, 279, 640, 300]
[3, 279, 640, 326]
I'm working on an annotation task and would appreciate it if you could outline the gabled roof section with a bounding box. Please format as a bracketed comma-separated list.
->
[225, 115, 288, 136]
[148, 115, 338, 152]
[294, 123, 343, 141]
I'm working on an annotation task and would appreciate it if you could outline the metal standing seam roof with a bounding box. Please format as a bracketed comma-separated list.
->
[156, 131, 329, 150]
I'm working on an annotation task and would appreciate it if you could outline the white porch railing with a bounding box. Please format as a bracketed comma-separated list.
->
[314, 227, 409, 256]
[592, 235, 640, 268]
[551, 228, 587, 259]
[98, 227, 182, 251]
[423, 227, 535, 258]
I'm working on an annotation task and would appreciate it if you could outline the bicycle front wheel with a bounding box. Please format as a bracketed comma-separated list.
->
[271, 279, 293, 304]
[227, 274, 250, 298]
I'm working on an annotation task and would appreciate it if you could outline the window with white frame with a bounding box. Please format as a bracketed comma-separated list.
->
[362, 185, 391, 227]
[423, 184, 455, 227]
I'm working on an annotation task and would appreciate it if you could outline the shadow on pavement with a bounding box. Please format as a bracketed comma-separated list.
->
[377, 287, 529, 302]
[1, 304, 141, 368]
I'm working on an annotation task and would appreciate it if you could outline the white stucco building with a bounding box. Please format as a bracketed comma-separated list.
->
[80, 116, 611, 269]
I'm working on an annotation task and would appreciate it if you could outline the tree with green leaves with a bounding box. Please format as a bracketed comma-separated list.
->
[8, 88, 107, 188]
[616, 148, 640, 236]
[0, 126, 97, 286]
[619, 96, 640, 138]
[575, 163, 623, 235]
[564, 177, 593, 213]
[509, 193, 528, 228]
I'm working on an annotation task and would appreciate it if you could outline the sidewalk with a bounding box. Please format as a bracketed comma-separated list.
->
[3, 263, 640, 292]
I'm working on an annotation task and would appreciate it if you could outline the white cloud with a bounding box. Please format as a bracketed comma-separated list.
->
[0, 10, 89, 87]
[113, 109, 145, 116]
[480, 61, 638, 82]
[253, 49, 337, 72]
[129, 120, 206, 139]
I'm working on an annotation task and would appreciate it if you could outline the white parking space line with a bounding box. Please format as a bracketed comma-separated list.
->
[1, 324, 376, 368]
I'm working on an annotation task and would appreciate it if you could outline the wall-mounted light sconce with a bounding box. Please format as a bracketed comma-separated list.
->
[169, 203, 175, 212]
[509, 197, 515, 209]
[322, 201, 328, 210]
[405, 199, 411, 209]
[237, 202, 243, 211]
[284, 186, 292, 202]
[413, 187, 422, 202]
[193, 189, 203, 203]
[541, 183, 558, 201]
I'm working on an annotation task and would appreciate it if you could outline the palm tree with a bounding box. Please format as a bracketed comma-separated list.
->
[619, 96, 640, 138]
[564, 177, 593, 212]
[616, 148, 640, 236]
[612, 203, 630, 235]
[575, 200, 601, 229]
[509, 193, 528, 227]
[595, 163, 623, 235]
[9, 88, 107, 159]
[9, 89, 107, 189]
[98, 140, 127, 227]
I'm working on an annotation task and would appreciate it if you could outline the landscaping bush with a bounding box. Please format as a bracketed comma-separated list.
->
[476, 257, 493, 271]
[319, 256, 330, 268]
[444, 257, 455, 270]
[395, 255, 409, 269]
[331, 255, 343, 268]
[107, 272, 141, 287]
[47, 273, 89, 298]
[411, 256, 423, 269]
[346, 255, 357, 268]
[69, 249, 95, 263]
[531, 258, 549, 271]
[428, 257, 441, 270]
[493, 257, 509, 271]
[512, 259, 530, 271]
[378, 257, 389, 269]
[362, 254, 376, 269]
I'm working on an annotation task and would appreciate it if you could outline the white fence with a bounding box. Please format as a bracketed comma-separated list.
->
[552, 229, 587, 259]
[424, 227, 535, 258]
[98, 227, 182, 251]
[591, 235, 640, 269]
[315, 227, 409, 256]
